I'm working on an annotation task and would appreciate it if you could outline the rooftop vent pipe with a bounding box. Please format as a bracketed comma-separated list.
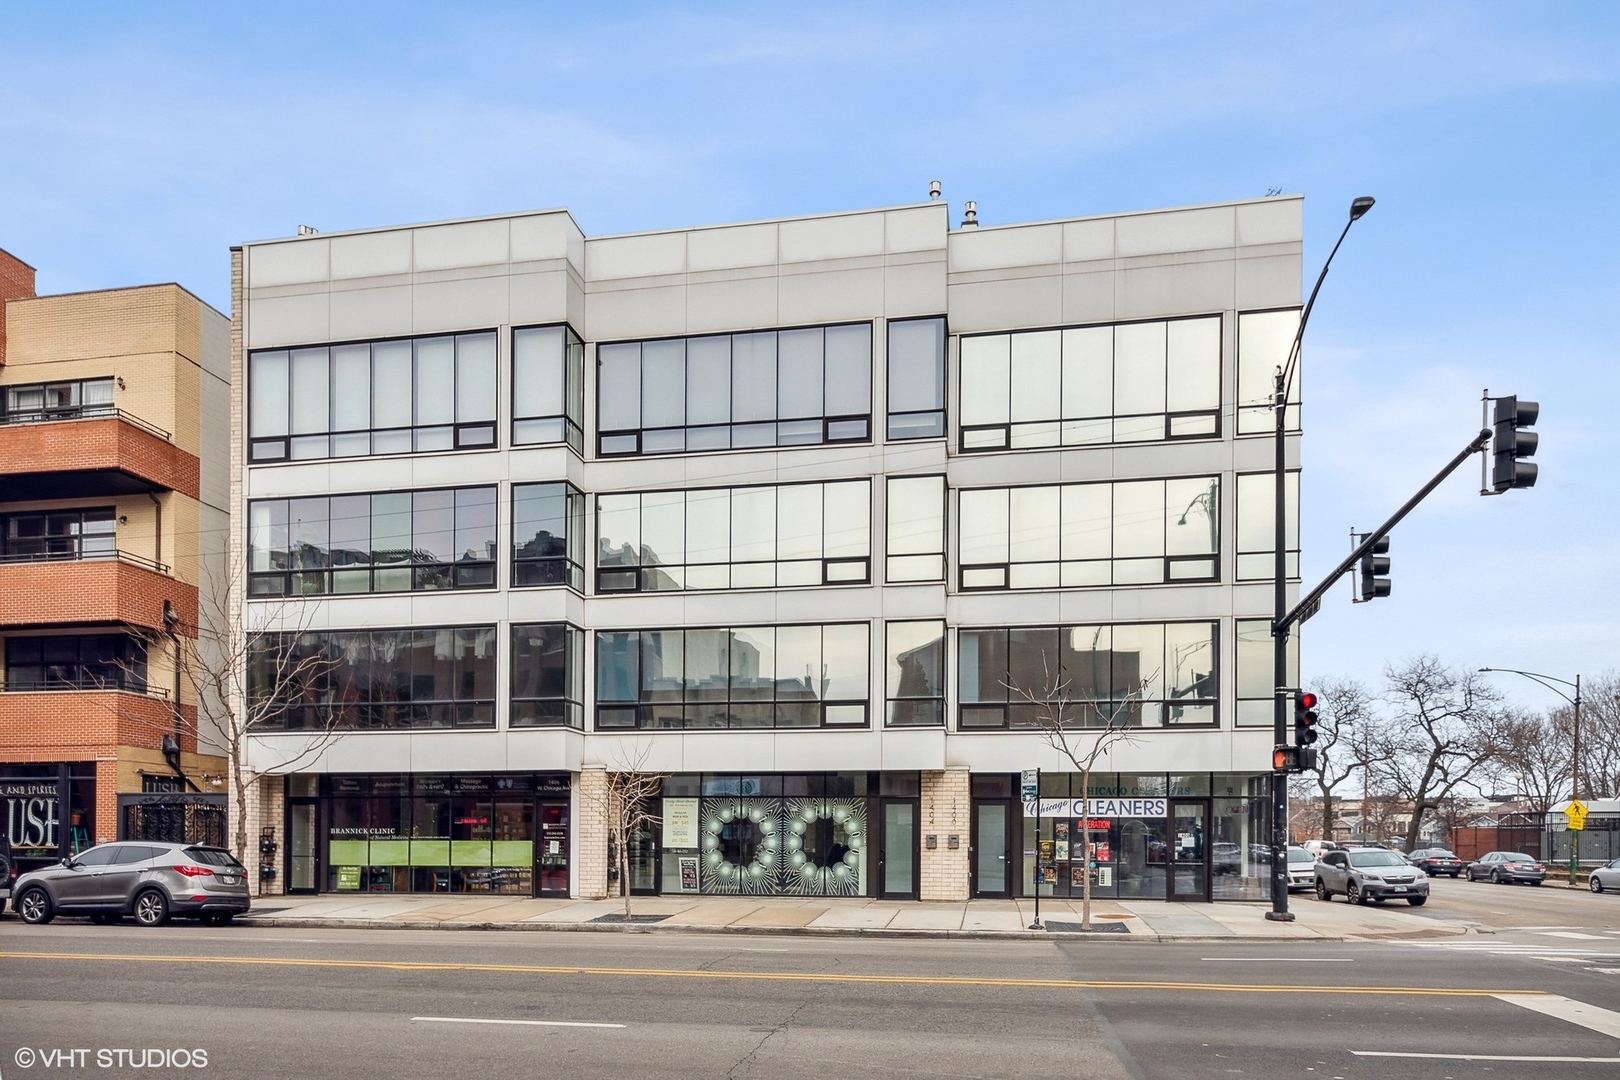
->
[929, 181, 942, 201]
[960, 201, 979, 229]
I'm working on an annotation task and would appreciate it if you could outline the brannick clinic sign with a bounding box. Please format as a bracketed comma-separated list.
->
[1022, 798, 1168, 818]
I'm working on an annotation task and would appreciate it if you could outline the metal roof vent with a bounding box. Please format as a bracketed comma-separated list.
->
[929, 181, 942, 201]
[297, 225, 320, 236]
[960, 201, 979, 229]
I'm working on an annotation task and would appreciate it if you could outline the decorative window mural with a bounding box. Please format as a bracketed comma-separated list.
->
[698, 797, 868, 896]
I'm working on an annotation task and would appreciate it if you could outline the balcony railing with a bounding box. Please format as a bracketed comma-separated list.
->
[0, 677, 165, 698]
[0, 547, 170, 574]
[0, 405, 171, 441]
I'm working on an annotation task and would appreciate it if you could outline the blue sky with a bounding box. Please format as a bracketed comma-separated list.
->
[2, 2, 1615, 708]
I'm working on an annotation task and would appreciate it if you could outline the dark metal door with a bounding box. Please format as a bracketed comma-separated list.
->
[1169, 800, 1211, 901]
[971, 801, 1012, 897]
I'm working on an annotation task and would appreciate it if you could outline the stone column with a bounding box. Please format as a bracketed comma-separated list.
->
[919, 768, 970, 900]
[577, 768, 609, 900]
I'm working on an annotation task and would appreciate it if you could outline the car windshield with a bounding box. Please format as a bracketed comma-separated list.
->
[184, 846, 245, 871]
[1349, 851, 1407, 868]
[1288, 847, 1315, 865]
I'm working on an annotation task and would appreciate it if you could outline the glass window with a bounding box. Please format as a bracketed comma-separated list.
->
[960, 315, 1220, 452]
[592, 624, 870, 730]
[885, 476, 945, 583]
[594, 480, 870, 594]
[1236, 618, 1297, 728]
[597, 322, 871, 457]
[887, 317, 945, 440]
[513, 482, 584, 590]
[247, 487, 497, 598]
[1, 507, 117, 563]
[4, 633, 147, 693]
[959, 477, 1219, 591]
[249, 626, 496, 732]
[886, 621, 944, 727]
[510, 624, 584, 729]
[1237, 309, 1301, 435]
[1235, 471, 1299, 581]
[957, 621, 1217, 730]
[248, 331, 501, 463]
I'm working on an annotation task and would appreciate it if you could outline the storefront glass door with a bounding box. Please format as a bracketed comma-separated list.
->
[879, 800, 917, 899]
[1168, 800, 1210, 902]
[972, 802, 1011, 897]
[535, 801, 569, 897]
[287, 800, 318, 893]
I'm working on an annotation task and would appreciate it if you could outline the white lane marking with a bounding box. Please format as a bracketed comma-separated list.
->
[413, 1016, 626, 1029]
[1597, 969, 1620, 975]
[1495, 993, 1620, 1041]
[1198, 957, 1353, 962]
[1353, 1051, 1620, 1062]
[1540, 931, 1610, 939]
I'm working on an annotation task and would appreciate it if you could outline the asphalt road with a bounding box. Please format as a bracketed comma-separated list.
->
[6, 911, 1620, 1080]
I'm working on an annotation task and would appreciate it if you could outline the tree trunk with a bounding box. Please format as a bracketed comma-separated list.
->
[1320, 790, 1334, 840]
[1079, 766, 1092, 931]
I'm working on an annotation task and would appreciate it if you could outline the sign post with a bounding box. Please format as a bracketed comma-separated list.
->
[1567, 800, 1588, 885]
[1027, 769, 1042, 930]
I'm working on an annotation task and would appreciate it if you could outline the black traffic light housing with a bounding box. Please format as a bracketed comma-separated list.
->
[1492, 396, 1539, 492]
[1358, 535, 1391, 601]
[1295, 691, 1320, 747]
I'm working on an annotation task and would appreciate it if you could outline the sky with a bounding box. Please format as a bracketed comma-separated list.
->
[1, 2, 1615, 712]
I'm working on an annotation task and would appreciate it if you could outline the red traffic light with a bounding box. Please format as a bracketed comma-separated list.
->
[1299, 692, 1318, 710]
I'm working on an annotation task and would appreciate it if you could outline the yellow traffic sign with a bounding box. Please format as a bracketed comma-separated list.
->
[1566, 800, 1589, 831]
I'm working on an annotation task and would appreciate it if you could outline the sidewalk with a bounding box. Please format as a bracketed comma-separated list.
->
[236, 892, 1471, 942]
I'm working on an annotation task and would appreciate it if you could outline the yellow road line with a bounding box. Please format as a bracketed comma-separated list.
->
[0, 951, 1546, 998]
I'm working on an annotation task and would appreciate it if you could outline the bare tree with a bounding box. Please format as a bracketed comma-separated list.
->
[584, 742, 664, 916]
[1573, 671, 1620, 800]
[1371, 656, 1507, 853]
[1003, 642, 1148, 932]
[1297, 677, 1391, 840]
[1496, 707, 1574, 816]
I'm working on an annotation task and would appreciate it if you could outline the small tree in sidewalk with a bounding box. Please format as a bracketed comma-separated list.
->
[1004, 638, 1149, 931]
[584, 742, 665, 916]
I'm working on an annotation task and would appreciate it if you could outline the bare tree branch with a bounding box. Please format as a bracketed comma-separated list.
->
[581, 741, 664, 916]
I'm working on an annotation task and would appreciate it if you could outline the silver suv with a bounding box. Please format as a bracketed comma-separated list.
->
[1315, 847, 1429, 906]
[12, 841, 251, 927]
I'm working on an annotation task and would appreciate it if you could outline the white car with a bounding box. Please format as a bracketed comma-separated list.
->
[1287, 845, 1316, 891]
[1590, 858, 1620, 894]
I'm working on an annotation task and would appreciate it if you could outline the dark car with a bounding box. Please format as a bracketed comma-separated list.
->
[12, 841, 251, 926]
[1465, 851, 1546, 885]
[1408, 848, 1464, 877]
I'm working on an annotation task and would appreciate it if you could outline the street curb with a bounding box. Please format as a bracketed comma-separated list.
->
[228, 913, 1435, 944]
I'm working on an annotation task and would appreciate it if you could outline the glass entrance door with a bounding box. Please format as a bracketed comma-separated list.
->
[878, 800, 917, 899]
[972, 801, 1012, 897]
[286, 800, 318, 894]
[534, 801, 569, 897]
[1168, 800, 1210, 902]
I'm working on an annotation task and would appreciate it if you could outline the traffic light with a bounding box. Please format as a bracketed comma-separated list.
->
[1492, 396, 1539, 492]
[1272, 745, 1315, 773]
[1294, 691, 1320, 746]
[1358, 536, 1391, 601]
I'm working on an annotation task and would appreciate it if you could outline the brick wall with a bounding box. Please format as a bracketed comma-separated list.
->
[235, 775, 286, 896]
[0, 559, 198, 634]
[0, 417, 201, 500]
[0, 693, 200, 758]
[577, 768, 609, 899]
[919, 768, 971, 900]
[0, 247, 37, 367]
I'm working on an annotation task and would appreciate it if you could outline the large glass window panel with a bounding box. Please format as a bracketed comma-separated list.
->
[1060, 484, 1111, 563]
[1061, 327, 1112, 421]
[776, 484, 823, 561]
[330, 345, 371, 434]
[371, 341, 413, 430]
[598, 342, 642, 433]
[1113, 322, 1167, 418]
[1166, 316, 1220, 413]
[1109, 622, 1163, 708]
[1011, 330, 1061, 424]
[888, 317, 946, 439]
[777, 328, 823, 420]
[289, 348, 330, 436]
[730, 487, 776, 564]
[454, 333, 497, 424]
[1008, 486, 1060, 565]
[371, 493, 412, 589]
[685, 335, 731, 426]
[1236, 470, 1300, 580]
[328, 495, 371, 593]
[958, 629, 1007, 705]
[413, 338, 455, 427]
[454, 487, 497, 570]
[1237, 309, 1300, 435]
[682, 630, 728, 700]
[1060, 625, 1111, 703]
[412, 490, 456, 565]
[248, 351, 289, 438]
[1111, 481, 1166, 558]
[959, 334, 1010, 427]
[288, 497, 329, 594]
[597, 494, 641, 568]
[959, 488, 1009, 566]
[823, 323, 871, 416]
[1164, 622, 1216, 707]
[731, 332, 777, 423]
[1236, 618, 1295, 728]
[729, 627, 775, 700]
[1166, 477, 1220, 556]
[822, 623, 869, 700]
[597, 632, 639, 702]
[513, 327, 564, 421]
[822, 481, 868, 560]
[639, 490, 685, 570]
[773, 624, 820, 701]
[248, 500, 288, 575]
[886, 475, 944, 582]
[685, 488, 730, 567]
[641, 339, 686, 430]
[886, 620, 944, 727]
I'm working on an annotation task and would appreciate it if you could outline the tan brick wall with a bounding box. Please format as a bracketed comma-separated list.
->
[0, 559, 198, 634]
[577, 768, 608, 899]
[0, 692, 201, 759]
[919, 768, 971, 900]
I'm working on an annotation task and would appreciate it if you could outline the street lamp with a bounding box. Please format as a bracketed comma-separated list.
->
[1478, 667, 1582, 883]
[1268, 196, 1376, 922]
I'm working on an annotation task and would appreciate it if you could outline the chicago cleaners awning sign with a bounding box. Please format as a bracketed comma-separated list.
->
[1022, 798, 1167, 818]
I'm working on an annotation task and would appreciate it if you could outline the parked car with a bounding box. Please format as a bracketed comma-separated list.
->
[1213, 842, 1242, 874]
[1465, 851, 1546, 885]
[1315, 847, 1429, 905]
[0, 832, 12, 915]
[1286, 845, 1317, 892]
[1407, 848, 1464, 877]
[1300, 840, 1343, 858]
[12, 841, 251, 927]
[1589, 859, 1620, 894]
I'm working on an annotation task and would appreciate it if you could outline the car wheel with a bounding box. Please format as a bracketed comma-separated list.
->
[133, 889, 170, 927]
[1592, 876, 1605, 894]
[17, 887, 54, 925]
[1315, 878, 1332, 902]
[1490, 869, 1501, 884]
[1408, 896, 1427, 906]
[201, 913, 233, 927]
[1348, 881, 1366, 905]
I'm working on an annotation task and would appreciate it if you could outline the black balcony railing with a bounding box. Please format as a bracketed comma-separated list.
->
[0, 405, 171, 441]
[0, 546, 170, 574]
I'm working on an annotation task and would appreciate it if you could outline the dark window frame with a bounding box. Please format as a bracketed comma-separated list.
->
[1, 376, 117, 424]
[511, 481, 586, 592]
[509, 623, 585, 730]
[4, 633, 149, 693]
[1, 506, 117, 563]
[886, 315, 947, 442]
[511, 322, 586, 454]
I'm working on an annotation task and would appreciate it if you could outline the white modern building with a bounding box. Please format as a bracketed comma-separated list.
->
[233, 191, 1303, 903]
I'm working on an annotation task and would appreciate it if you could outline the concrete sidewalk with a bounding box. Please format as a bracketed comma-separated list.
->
[236, 892, 1471, 942]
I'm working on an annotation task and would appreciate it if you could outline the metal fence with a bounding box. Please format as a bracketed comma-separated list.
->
[119, 795, 228, 848]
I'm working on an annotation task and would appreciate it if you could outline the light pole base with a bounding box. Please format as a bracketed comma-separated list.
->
[1265, 911, 1296, 922]
[1028, 921, 1043, 930]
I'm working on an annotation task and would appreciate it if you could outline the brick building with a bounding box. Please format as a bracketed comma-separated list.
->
[235, 194, 1304, 903]
[0, 247, 232, 874]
